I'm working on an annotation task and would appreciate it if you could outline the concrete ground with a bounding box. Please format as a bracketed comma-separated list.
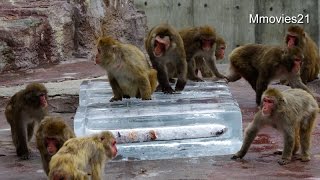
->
[0, 61, 319, 180]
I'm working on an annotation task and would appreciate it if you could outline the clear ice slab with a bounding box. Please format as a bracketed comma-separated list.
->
[74, 79, 243, 161]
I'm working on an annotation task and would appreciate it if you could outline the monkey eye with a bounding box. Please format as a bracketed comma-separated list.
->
[263, 99, 273, 103]
[220, 47, 225, 50]
[112, 140, 116, 145]
[294, 58, 301, 62]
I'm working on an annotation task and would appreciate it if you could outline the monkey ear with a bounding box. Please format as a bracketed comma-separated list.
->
[302, 32, 306, 38]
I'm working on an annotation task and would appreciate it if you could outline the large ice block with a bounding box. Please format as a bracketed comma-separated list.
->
[74, 79, 243, 161]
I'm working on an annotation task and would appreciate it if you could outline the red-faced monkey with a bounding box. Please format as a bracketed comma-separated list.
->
[96, 36, 158, 101]
[226, 44, 312, 105]
[5, 83, 48, 159]
[48, 131, 117, 180]
[179, 25, 226, 81]
[285, 25, 320, 83]
[36, 116, 75, 175]
[232, 88, 318, 165]
[145, 23, 187, 94]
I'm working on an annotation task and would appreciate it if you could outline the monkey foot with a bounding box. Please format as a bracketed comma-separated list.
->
[300, 156, 311, 162]
[110, 97, 122, 102]
[231, 154, 242, 160]
[273, 150, 282, 155]
[162, 87, 175, 94]
[277, 159, 291, 165]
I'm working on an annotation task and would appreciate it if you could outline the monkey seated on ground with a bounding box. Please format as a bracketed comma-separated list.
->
[226, 44, 313, 105]
[48, 131, 117, 180]
[231, 88, 318, 165]
[5, 82, 48, 159]
[285, 25, 320, 83]
[179, 25, 227, 82]
[145, 23, 187, 94]
[96, 36, 158, 101]
[36, 116, 75, 175]
[195, 36, 227, 78]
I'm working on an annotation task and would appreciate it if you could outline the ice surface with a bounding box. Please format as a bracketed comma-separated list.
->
[74, 79, 243, 161]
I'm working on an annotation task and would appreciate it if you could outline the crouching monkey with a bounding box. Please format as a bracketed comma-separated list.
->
[48, 131, 117, 180]
[231, 88, 318, 165]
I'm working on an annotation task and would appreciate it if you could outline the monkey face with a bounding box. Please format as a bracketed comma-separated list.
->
[200, 37, 215, 51]
[286, 34, 299, 48]
[216, 45, 226, 60]
[45, 137, 59, 155]
[153, 35, 170, 57]
[261, 96, 275, 116]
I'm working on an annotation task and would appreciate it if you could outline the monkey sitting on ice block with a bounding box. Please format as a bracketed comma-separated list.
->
[231, 88, 318, 165]
[95, 36, 158, 102]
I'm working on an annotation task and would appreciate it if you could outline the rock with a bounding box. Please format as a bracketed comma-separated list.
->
[0, 0, 147, 73]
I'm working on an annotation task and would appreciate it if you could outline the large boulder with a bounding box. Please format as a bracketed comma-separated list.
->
[0, 0, 147, 73]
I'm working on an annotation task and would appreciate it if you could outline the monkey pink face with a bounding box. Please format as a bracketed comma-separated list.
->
[201, 39, 214, 51]
[153, 35, 170, 57]
[287, 35, 297, 48]
[292, 57, 302, 73]
[40, 94, 48, 108]
[46, 137, 59, 155]
[110, 138, 117, 157]
[262, 97, 274, 116]
[216, 46, 226, 60]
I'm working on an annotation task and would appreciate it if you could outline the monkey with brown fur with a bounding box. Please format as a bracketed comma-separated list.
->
[96, 36, 158, 101]
[36, 116, 75, 175]
[195, 36, 227, 78]
[5, 82, 48, 159]
[285, 25, 320, 83]
[231, 88, 318, 165]
[226, 44, 312, 105]
[48, 131, 117, 180]
[179, 25, 226, 81]
[145, 23, 187, 94]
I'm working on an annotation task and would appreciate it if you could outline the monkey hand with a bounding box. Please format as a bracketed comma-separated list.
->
[162, 86, 175, 94]
[277, 158, 290, 165]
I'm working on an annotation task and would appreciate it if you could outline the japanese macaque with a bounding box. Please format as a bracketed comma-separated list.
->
[36, 116, 75, 175]
[195, 36, 227, 78]
[48, 131, 117, 180]
[226, 44, 312, 105]
[231, 88, 318, 165]
[179, 25, 226, 81]
[96, 36, 158, 101]
[145, 23, 187, 94]
[5, 83, 48, 159]
[285, 25, 320, 83]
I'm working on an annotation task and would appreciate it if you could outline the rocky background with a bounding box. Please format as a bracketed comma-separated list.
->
[0, 0, 147, 73]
